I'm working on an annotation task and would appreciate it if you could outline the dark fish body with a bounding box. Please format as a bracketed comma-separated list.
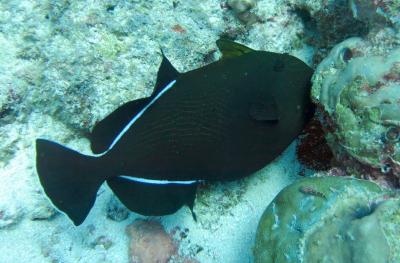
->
[36, 39, 314, 225]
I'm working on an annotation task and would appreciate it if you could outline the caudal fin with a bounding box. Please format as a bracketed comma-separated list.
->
[36, 139, 107, 225]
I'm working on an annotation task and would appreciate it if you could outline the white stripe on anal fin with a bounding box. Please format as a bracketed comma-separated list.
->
[95, 79, 177, 157]
[118, 175, 200, 185]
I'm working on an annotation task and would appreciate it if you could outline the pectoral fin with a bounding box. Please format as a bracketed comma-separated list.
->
[249, 97, 280, 122]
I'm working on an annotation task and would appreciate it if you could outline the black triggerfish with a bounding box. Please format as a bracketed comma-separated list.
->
[36, 39, 314, 225]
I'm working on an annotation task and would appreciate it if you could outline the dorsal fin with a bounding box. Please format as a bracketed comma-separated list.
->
[90, 53, 179, 154]
[248, 96, 280, 122]
[216, 38, 254, 59]
[90, 98, 150, 154]
[151, 51, 179, 97]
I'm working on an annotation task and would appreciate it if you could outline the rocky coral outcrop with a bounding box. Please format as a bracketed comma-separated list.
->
[126, 219, 198, 263]
[286, 0, 368, 50]
[284, 0, 400, 64]
[350, 0, 400, 29]
[254, 176, 400, 263]
[311, 32, 400, 187]
[0, 202, 23, 229]
[127, 220, 177, 263]
[225, 0, 260, 25]
[106, 196, 129, 222]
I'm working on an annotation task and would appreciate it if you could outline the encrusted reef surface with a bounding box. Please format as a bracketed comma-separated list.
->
[254, 176, 400, 263]
[284, 0, 400, 64]
[285, 0, 369, 49]
[349, 0, 400, 28]
[312, 31, 400, 187]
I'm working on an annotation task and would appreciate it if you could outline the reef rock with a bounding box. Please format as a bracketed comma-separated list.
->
[254, 176, 400, 263]
[285, 0, 368, 50]
[29, 202, 57, 221]
[226, 0, 260, 25]
[0, 202, 23, 229]
[106, 196, 129, 222]
[350, 0, 400, 29]
[126, 220, 177, 263]
[311, 34, 400, 187]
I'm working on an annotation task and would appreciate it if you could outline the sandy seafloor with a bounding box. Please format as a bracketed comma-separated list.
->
[0, 0, 328, 262]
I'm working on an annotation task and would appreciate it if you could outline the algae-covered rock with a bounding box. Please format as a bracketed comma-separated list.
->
[350, 0, 400, 29]
[0, 202, 24, 229]
[106, 196, 129, 222]
[254, 176, 400, 263]
[285, 0, 368, 49]
[226, 0, 260, 25]
[311, 35, 400, 186]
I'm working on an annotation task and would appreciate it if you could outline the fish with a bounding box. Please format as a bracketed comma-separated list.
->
[36, 39, 315, 225]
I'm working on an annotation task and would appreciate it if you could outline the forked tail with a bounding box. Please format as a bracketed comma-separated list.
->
[36, 139, 108, 225]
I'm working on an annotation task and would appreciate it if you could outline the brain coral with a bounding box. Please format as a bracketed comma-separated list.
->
[311, 34, 400, 187]
[254, 176, 400, 263]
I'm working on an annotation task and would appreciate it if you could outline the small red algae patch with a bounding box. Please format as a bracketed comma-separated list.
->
[126, 219, 199, 263]
[172, 24, 186, 33]
[296, 116, 333, 171]
[127, 220, 177, 263]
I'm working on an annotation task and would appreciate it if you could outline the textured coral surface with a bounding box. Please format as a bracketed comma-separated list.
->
[311, 33, 400, 187]
[127, 220, 177, 263]
[254, 176, 400, 263]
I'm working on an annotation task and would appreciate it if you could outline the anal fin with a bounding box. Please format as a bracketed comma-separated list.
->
[106, 176, 197, 217]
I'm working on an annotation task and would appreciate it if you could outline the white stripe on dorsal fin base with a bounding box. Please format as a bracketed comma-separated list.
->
[118, 175, 200, 185]
[95, 79, 177, 157]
